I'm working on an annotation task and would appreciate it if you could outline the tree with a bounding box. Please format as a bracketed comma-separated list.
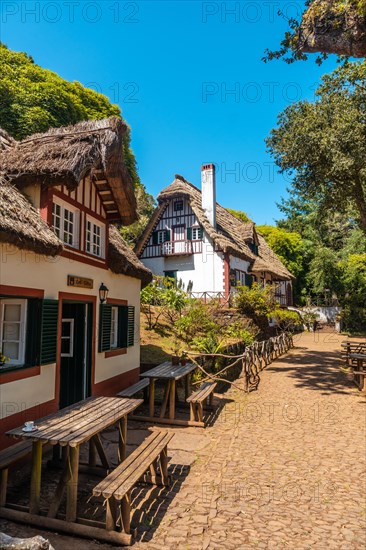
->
[256, 225, 304, 277]
[267, 61, 366, 236]
[264, 0, 366, 64]
[0, 43, 155, 243]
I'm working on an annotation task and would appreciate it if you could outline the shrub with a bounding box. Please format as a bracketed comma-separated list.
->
[271, 309, 302, 332]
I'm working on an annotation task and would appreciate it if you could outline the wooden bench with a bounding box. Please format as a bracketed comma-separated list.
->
[93, 430, 173, 544]
[0, 441, 34, 506]
[187, 382, 217, 426]
[117, 378, 149, 399]
[341, 342, 366, 367]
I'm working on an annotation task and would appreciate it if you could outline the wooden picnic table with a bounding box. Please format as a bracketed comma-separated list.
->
[135, 361, 197, 426]
[1, 396, 142, 540]
[348, 352, 366, 391]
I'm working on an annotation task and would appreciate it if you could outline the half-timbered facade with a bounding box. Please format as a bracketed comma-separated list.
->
[0, 118, 152, 449]
[136, 165, 294, 303]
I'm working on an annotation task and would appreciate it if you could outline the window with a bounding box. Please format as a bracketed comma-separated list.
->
[152, 230, 170, 245]
[61, 319, 74, 357]
[187, 226, 203, 241]
[99, 304, 135, 353]
[174, 200, 183, 212]
[0, 298, 58, 370]
[110, 306, 118, 349]
[0, 299, 27, 366]
[86, 217, 105, 258]
[248, 242, 259, 255]
[52, 200, 79, 248]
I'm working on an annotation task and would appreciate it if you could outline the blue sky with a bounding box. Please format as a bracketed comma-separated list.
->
[1, 1, 337, 224]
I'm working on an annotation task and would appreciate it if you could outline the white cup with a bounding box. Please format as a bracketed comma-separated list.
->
[25, 421, 34, 430]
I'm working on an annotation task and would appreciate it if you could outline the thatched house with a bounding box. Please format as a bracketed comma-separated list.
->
[135, 166, 293, 305]
[0, 118, 151, 449]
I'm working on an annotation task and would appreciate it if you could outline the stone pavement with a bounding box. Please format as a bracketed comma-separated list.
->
[1, 331, 365, 549]
[133, 331, 366, 550]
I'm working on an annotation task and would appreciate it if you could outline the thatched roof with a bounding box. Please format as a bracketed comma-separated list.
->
[0, 177, 63, 256]
[0, 117, 137, 225]
[0, 129, 15, 151]
[108, 225, 152, 287]
[135, 175, 293, 281]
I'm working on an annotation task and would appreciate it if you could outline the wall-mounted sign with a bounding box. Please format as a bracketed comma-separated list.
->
[67, 275, 93, 289]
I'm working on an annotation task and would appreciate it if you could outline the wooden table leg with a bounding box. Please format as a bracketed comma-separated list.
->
[160, 381, 171, 419]
[29, 440, 43, 515]
[118, 416, 127, 463]
[66, 445, 80, 522]
[121, 492, 131, 534]
[169, 379, 176, 420]
[185, 373, 192, 400]
[89, 438, 97, 467]
[149, 379, 155, 417]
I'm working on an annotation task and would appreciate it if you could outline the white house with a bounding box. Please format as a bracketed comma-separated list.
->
[0, 118, 152, 450]
[135, 165, 293, 305]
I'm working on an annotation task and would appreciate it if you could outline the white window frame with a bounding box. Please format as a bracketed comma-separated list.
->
[85, 216, 105, 258]
[191, 227, 202, 241]
[0, 299, 27, 366]
[61, 319, 74, 358]
[110, 306, 118, 349]
[52, 198, 80, 249]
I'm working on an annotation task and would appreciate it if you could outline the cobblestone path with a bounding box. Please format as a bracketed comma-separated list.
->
[136, 331, 366, 550]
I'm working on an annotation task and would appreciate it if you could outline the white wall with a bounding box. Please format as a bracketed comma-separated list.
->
[0, 244, 141, 418]
[229, 255, 251, 274]
[141, 235, 224, 293]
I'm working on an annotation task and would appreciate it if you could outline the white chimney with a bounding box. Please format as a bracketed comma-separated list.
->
[201, 163, 216, 228]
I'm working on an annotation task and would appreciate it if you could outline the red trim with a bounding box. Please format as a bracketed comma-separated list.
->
[0, 285, 44, 298]
[105, 348, 127, 359]
[61, 249, 108, 270]
[0, 398, 58, 450]
[223, 253, 230, 300]
[0, 365, 41, 385]
[107, 298, 128, 306]
[40, 187, 51, 223]
[93, 367, 139, 397]
[52, 189, 106, 224]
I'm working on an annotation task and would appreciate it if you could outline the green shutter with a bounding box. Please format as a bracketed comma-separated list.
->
[187, 227, 192, 241]
[164, 230, 171, 242]
[98, 304, 112, 352]
[40, 299, 59, 365]
[26, 299, 42, 366]
[198, 227, 203, 239]
[127, 306, 135, 347]
[118, 306, 128, 348]
[152, 231, 158, 245]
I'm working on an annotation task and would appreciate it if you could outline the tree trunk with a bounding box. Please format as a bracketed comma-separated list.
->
[354, 178, 366, 235]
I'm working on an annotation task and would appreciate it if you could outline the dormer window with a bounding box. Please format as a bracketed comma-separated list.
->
[52, 199, 79, 248]
[248, 242, 259, 255]
[174, 200, 183, 212]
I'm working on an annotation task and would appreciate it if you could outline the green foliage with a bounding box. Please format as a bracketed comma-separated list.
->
[0, 43, 120, 139]
[301, 309, 320, 331]
[256, 225, 304, 278]
[263, 0, 366, 64]
[227, 209, 251, 223]
[270, 309, 302, 332]
[175, 300, 217, 344]
[340, 254, 366, 308]
[234, 283, 276, 318]
[140, 277, 188, 330]
[267, 61, 366, 236]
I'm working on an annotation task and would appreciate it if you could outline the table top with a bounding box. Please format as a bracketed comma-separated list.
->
[6, 396, 143, 447]
[141, 361, 196, 380]
[341, 341, 366, 348]
[349, 353, 366, 360]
